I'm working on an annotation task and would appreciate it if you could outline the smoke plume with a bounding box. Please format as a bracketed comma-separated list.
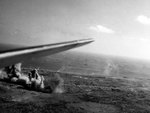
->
[103, 60, 119, 76]
[48, 73, 64, 93]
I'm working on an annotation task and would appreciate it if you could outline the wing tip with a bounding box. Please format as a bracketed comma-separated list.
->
[77, 38, 94, 44]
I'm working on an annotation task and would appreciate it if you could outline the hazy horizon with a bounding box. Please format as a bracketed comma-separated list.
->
[1, 0, 150, 60]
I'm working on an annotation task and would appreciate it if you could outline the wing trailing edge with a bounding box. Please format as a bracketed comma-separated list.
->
[0, 38, 94, 68]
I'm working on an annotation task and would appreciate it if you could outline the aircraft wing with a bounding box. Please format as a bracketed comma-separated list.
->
[0, 38, 94, 68]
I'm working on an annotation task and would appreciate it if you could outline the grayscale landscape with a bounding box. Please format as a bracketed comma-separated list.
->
[1, 52, 150, 113]
[1, 0, 150, 113]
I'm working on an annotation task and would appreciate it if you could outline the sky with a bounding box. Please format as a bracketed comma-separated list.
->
[1, 0, 150, 60]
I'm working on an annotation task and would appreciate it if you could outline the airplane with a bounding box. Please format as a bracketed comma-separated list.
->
[0, 38, 94, 69]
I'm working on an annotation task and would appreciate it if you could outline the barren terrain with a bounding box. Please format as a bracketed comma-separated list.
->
[1, 52, 150, 113]
[0, 68, 150, 113]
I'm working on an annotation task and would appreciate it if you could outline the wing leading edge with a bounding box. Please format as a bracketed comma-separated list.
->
[0, 38, 94, 68]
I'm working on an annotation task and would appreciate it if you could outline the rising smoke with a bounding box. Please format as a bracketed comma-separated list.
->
[0, 69, 8, 79]
[48, 73, 64, 93]
[103, 60, 119, 76]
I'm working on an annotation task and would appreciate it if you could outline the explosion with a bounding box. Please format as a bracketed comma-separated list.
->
[2, 63, 65, 94]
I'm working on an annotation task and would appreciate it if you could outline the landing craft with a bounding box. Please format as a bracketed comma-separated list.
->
[0, 38, 94, 69]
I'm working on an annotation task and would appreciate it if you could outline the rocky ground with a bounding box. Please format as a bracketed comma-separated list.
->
[0, 69, 150, 113]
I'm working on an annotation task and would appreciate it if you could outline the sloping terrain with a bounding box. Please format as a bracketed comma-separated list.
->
[0, 69, 150, 113]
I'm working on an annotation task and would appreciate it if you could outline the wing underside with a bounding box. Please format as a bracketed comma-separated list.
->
[0, 38, 94, 68]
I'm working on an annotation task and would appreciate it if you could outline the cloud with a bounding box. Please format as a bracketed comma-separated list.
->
[137, 15, 150, 25]
[89, 25, 114, 34]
